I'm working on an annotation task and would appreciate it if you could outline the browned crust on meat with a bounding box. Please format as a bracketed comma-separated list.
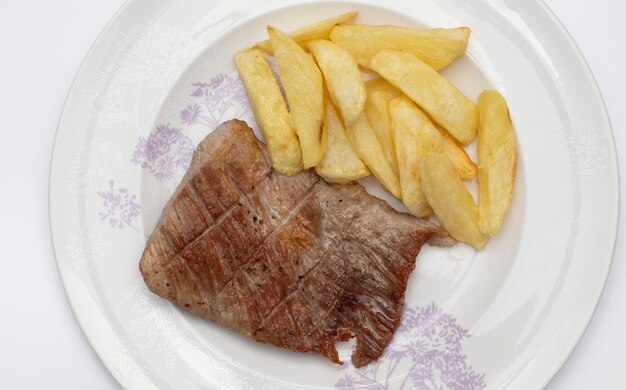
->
[139, 120, 449, 367]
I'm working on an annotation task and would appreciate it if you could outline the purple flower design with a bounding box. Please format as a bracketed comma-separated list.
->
[131, 123, 194, 182]
[182, 73, 256, 131]
[335, 303, 485, 390]
[336, 375, 358, 390]
[98, 180, 140, 230]
[180, 103, 202, 126]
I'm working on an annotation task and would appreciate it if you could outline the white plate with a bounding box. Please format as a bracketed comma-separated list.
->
[49, 0, 618, 389]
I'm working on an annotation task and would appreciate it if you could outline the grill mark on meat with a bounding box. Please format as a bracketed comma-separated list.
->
[160, 207, 189, 251]
[147, 204, 237, 283]
[181, 175, 324, 318]
[140, 120, 451, 367]
[211, 176, 319, 302]
[266, 203, 329, 318]
[268, 215, 395, 334]
[240, 264, 283, 321]
[297, 255, 353, 332]
[154, 227, 184, 272]
[210, 222, 264, 300]
[256, 244, 332, 330]
[294, 189, 326, 241]
[349, 241, 403, 287]
[164, 188, 213, 250]
[204, 177, 338, 343]
[238, 184, 323, 321]
[344, 247, 401, 298]
[254, 199, 349, 329]
[177, 253, 214, 316]
[225, 166, 255, 211]
[243, 181, 319, 267]
[286, 291, 321, 339]
[186, 181, 217, 228]
[181, 185, 245, 265]
[236, 269, 265, 331]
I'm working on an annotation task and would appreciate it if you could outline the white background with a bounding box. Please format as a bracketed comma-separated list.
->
[0, 0, 623, 388]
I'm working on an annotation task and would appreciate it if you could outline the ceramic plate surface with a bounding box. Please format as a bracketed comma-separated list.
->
[49, 0, 618, 389]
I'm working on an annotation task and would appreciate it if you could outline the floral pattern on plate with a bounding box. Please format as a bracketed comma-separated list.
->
[336, 303, 485, 390]
[131, 124, 194, 182]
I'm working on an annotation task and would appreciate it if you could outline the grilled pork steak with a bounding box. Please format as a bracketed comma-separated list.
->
[139, 120, 450, 367]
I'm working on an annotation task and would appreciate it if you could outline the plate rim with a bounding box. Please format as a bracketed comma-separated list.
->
[529, 1, 620, 388]
[48, 1, 620, 389]
[47, 0, 139, 387]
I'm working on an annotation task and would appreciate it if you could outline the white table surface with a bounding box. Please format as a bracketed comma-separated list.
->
[0, 1, 624, 389]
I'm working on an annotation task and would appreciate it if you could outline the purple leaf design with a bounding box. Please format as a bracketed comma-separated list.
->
[335, 303, 485, 390]
[131, 123, 194, 182]
[186, 73, 257, 132]
[98, 179, 140, 230]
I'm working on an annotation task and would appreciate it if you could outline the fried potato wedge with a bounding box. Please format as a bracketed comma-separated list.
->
[366, 77, 474, 179]
[330, 25, 470, 70]
[234, 49, 303, 176]
[256, 12, 358, 54]
[436, 124, 477, 180]
[419, 152, 487, 249]
[308, 39, 366, 126]
[369, 50, 478, 144]
[365, 89, 398, 176]
[389, 96, 444, 218]
[269, 27, 325, 168]
[477, 90, 517, 235]
[315, 101, 370, 183]
[346, 112, 402, 198]
[365, 77, 401, 97]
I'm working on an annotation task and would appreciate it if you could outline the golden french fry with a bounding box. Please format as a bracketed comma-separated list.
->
[315, 101, 370, 183]
[346, 112, 401, 198]
[330, 25, 469, 70]
[256, 12, 357, 54]
[365, 77, 401, 97]
[308, 39, 366, 126]
[369, 49, 478, 144]
[419, 152, 487, 249]
[269, 27, 325, 168]
[477, 90, 517, 235]
[364, 89, 398, 176]
[435, 124, 477, 180]
[234, 49, 302, 176]
[389, 96, 444, 218]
